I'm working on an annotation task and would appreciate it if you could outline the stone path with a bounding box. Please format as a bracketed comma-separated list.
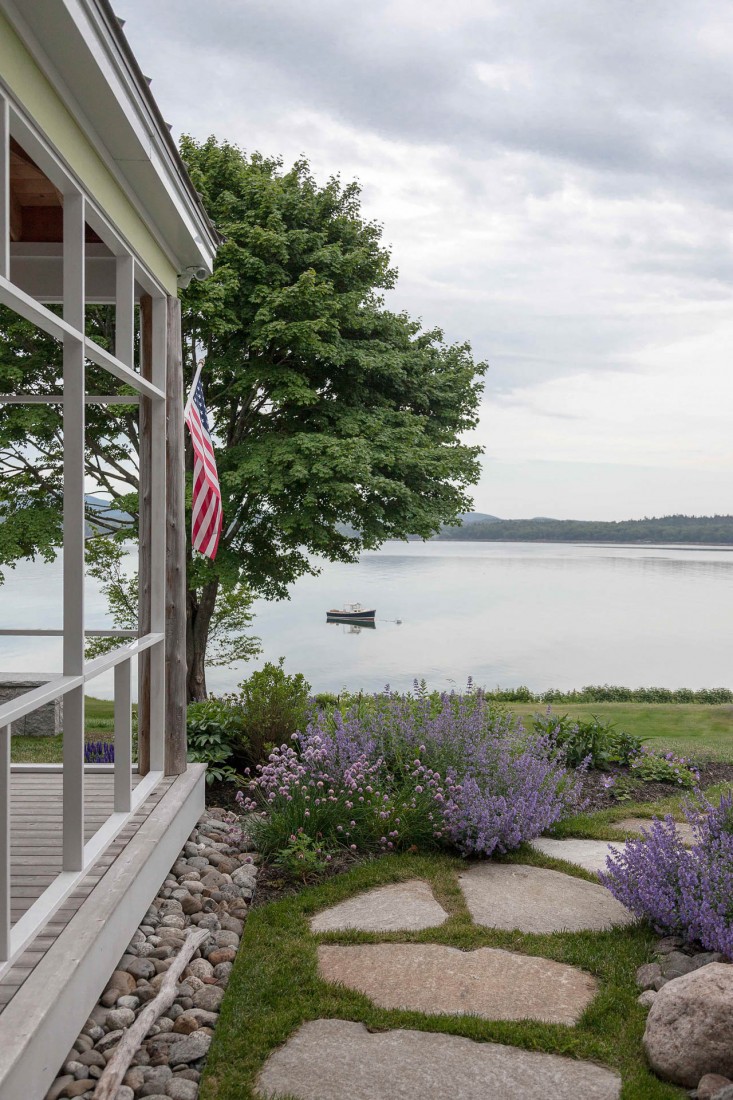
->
[530, 836, 626, 874]
[310, 880, 448, 933]
[318, 943, 598, 1024]
[459, 862, 633, 932]
[255, 1019, 622, 1100]
[613, 817, 696, 846]
[258, 869, 633, 1098]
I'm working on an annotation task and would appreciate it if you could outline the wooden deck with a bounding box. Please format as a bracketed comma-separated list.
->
[0, 764, 206, 1100]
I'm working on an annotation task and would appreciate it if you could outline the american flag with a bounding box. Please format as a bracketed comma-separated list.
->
[184, 373, 223, 560]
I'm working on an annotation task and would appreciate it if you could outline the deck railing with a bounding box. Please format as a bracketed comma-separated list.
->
[0, 87, 170, 977]
[0, 632, 164, 974]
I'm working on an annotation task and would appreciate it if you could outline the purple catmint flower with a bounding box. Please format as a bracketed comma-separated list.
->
[600, 795, 733, 955]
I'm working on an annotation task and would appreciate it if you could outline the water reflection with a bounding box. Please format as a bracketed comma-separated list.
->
[1, 541, 731, 697]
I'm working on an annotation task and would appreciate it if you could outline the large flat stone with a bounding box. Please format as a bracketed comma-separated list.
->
[530, 837, 626, 874]
[612, 818, 696, 847]
[318, 943, 598, 1025]
[255, 1019, 621, 1100]
[459, 863, 633, 933]
[310, 880, 448, 933]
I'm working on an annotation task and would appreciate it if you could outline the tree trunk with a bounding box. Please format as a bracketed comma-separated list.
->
[186, 577, 219, 701]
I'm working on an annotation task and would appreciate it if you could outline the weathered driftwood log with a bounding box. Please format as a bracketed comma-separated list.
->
[92, 927, 210, 1100]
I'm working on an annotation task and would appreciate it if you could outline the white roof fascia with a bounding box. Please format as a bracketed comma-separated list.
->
[1, 0, 217, 279]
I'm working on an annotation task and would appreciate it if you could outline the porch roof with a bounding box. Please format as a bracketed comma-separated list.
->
[3, 0, 219, 282]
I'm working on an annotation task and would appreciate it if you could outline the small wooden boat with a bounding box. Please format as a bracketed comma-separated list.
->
[326, 603, 376, 622]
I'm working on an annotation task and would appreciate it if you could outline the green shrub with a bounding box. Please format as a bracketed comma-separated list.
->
[272, 831, 332, 882]
[186, 697, 245, 785]
[629, 748, 700, 788]
[235, 659, 311, 767]
[531, 710, 642, 769]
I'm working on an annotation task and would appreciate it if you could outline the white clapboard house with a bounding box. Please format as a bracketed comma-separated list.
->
[0, 3, 218, 1096]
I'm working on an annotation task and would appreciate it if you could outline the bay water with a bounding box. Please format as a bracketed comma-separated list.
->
[1, 541, 731, 698]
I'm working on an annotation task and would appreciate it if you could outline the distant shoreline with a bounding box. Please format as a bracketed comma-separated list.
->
[427, 539, 733, 551]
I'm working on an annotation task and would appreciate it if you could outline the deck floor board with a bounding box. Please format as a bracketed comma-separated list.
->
[0, 771, 175, 1017]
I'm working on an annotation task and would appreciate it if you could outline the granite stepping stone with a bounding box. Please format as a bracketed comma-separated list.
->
[459, 863, 633, 933]
[255, 1019, 622, 1099]
[612, 817, 696, 846]
[530, 837, 626, 875]
[310, 880, 448, 933]
[318, 943, 598, 1025]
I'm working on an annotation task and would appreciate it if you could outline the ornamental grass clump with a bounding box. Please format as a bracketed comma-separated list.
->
[599, 794, 733, 955]
[238, 682, 581, 860]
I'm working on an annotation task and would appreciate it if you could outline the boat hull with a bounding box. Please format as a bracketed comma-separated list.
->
[326, 609, 376, 621]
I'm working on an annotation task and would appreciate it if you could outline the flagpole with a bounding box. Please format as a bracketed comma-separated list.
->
[184, 359, 205, 417]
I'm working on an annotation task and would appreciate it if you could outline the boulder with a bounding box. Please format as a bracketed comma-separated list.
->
[643, 963, 733, 1086]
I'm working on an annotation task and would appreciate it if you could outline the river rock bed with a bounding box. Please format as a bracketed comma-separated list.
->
[44, 807, 257, 1100]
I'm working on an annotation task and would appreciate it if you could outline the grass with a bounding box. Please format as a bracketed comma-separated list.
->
[10, 695, 134, 763]
[200, 845, 687, 1100]
[507, 702, 733, 761]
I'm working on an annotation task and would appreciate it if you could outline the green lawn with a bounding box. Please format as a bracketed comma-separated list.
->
[507, 702, 733, 761]
[200, 848, 683, 1100]
[10, 695, 133, 763]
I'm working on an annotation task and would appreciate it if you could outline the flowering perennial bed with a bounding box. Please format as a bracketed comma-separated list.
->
[600, 794, 733, 955]
[238, 687, 582, 861]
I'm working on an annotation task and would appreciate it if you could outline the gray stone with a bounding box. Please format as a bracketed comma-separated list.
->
[318, 943, 597, 1025]
[659, 950, 700, 981]
[75, 1050, 106, 1069]
[192, 985, 225, 1012]
[165, 1079, 199, 1100]
[44, 1076, 75, 1100]
[654, 935, 685, 954]
[186, 857, 211, 871]
[213, 929, 239, 949]
[637, 990, 657, 1008]
[141, 1066, 173, 1093]
[164, 1031, 212, 1064]
[697, 1075, 733, 1100]
[231, 865, 258, 890]
[106, 1007, 136, 1030]
[254, 1019, 621, 1100]
[530, 837, 626, 875]
[711, 1087, 733, 1100]
[636, 962, 663, 990]
[213, 962, 233, 983]
[64, 1080, 95, 1097]
[95, 1029, 125, 1052]
[459, 863, 634, 933]
[311, 880, 449, 933]
[115, 1087, 135, 1100]
[186, 957, 214, 980]
[644, 963, 733, 1086]
[105, 970, 138, 997]
[123, 1067, 146, 1091]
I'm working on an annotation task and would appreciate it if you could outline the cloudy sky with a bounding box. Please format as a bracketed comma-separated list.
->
[120, 0, 733, 520]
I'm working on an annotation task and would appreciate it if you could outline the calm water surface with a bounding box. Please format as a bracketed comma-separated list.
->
[2, 542, 729, 697]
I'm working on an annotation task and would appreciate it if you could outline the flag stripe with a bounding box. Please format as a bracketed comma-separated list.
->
[184, 377, 222, 561]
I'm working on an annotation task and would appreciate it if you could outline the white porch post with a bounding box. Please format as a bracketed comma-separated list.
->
[62, 191, 86, 872]
[0, 724, 9, 962]
[150, 295, 167, 772]
[165, 296, 187, 774]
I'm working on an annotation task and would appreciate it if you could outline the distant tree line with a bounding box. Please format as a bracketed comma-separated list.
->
[483, 685, 733, 704]
[437, 514, 733, 544]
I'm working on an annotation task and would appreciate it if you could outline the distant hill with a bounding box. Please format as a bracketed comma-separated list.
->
[85, 495, 132, 535]
[436, 514, 733, 545]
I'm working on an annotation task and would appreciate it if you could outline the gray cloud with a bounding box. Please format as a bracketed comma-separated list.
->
[116, 0, 733, 517]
